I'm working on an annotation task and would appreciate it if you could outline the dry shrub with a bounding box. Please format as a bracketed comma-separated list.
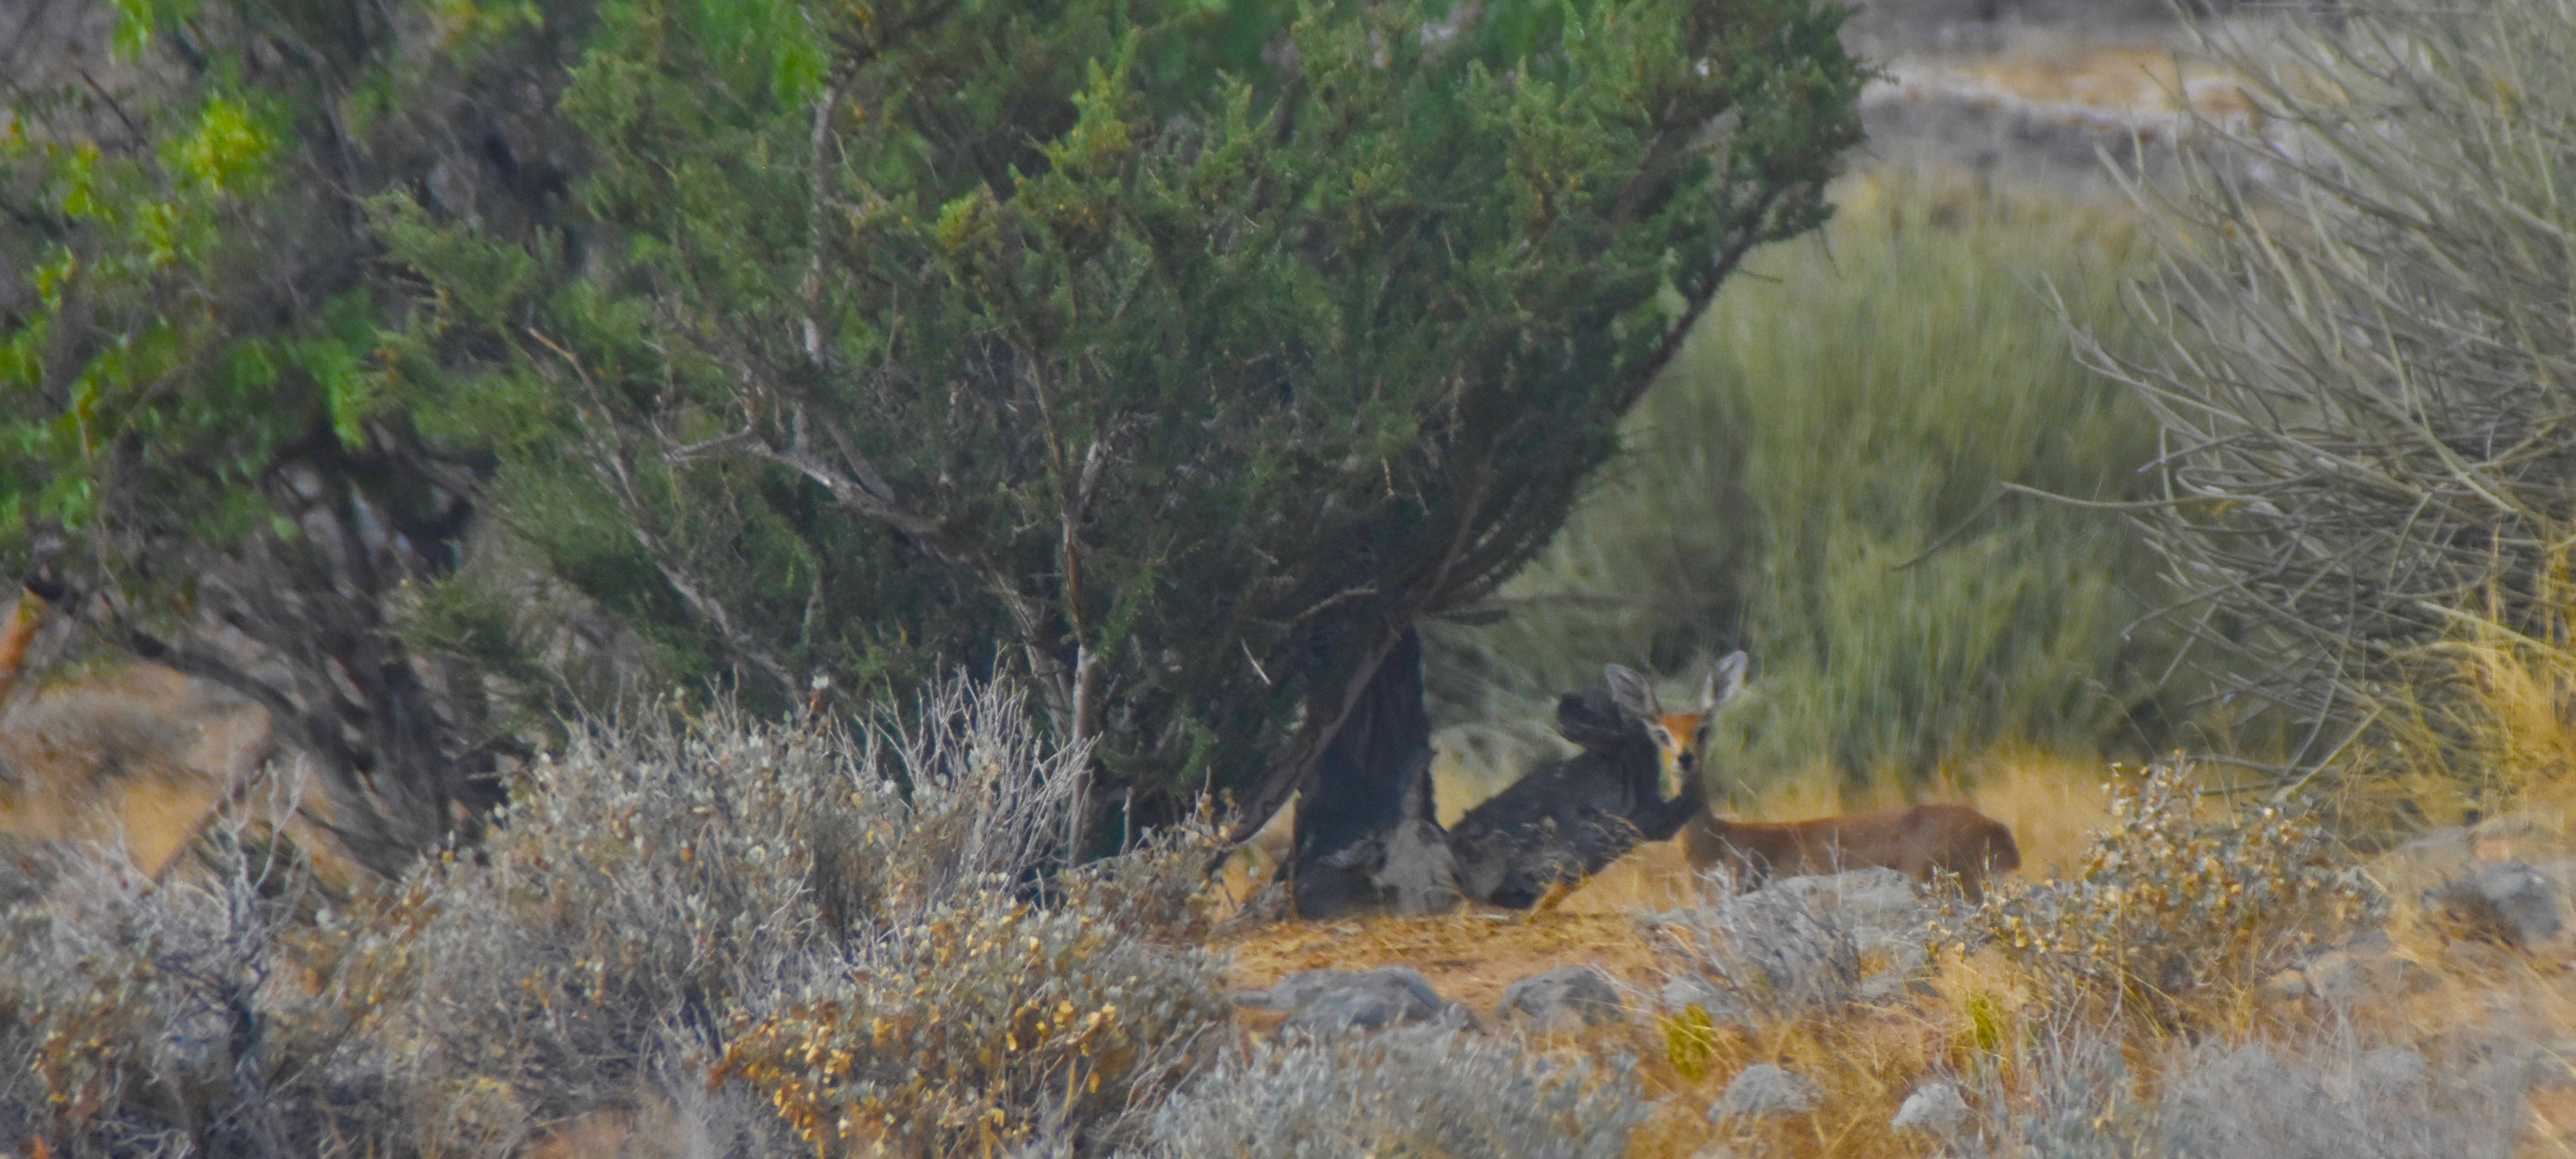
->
[2097, 0, 2576, 737]
[343, 678, 1228, 1156]
[1649, 868, 1929, 1028]
[1133, 1026, 1645, 1159]
[0, 675, 1233, 1159]
[0, 775, 395, 1158]
[2157, 1038, 2520, 1159]
[1946, 760, 2380, 1026]
[714, 895, 1222, 1157]
[2358, 572, 2576, 833]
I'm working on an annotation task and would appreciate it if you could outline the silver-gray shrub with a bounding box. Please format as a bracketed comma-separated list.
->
[1951, 1021, 2522, 1159]
[352, 676, 1226, 1155]
[0, 675, 1222, 1158]
[1132, 1026, 1647, 1159]
[0, 774, 396, 1158]
[2158, 1040, 2519, 1159]
[2089, 0, 2576, 746]
[1650, 869, 1871, 1021]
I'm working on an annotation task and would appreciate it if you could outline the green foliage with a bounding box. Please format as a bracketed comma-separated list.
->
[0, 0, 615, 873]
[5, 8, 400, 559]
[3, 111, 292, 547]
[388, 0, 1865, 827]
[1429, 175, 2186, 793]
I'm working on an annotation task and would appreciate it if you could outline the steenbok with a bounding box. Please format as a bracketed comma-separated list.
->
[1606, 654, 2022, 897]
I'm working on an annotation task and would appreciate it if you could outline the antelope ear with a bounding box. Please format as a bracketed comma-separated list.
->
[1604, 664, 1661, 721]
[1555, 692, 1635, 751]
[1701, 651, 1749, 714]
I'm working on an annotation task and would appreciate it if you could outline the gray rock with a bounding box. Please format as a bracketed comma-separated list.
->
[1251, 968, 1467, 1036]
[2424, 860, 2562, 948]
[1752, 869, 1931, 958]
[2353, 1047, 2429, 1094]
[1660, 976, 1740, 1019]
[1500, 965, 1626, 1032]
[1855, 970, 1937, 1007]
[1889, 1081, 1970, 1133]
[2302, 950, 2425, 1003]
[1710, 1063, 1822, 1121]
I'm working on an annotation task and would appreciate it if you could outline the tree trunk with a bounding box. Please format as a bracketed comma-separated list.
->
[1288, 628, 1459, 918]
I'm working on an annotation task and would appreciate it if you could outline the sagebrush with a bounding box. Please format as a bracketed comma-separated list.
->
[0, 679, 1227, 1158]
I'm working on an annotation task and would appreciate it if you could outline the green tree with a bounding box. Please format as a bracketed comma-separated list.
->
[0, 1, 591, 873]
[391, 0, 1863, 860]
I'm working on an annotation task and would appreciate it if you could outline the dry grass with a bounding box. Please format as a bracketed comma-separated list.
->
[1213, 738, 2576, 1158]
[1210, 903, 1960, 1158]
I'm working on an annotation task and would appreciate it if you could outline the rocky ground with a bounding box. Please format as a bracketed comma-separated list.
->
[1844, 0, 2295, 200]
[1211, 802, 2576, 1156]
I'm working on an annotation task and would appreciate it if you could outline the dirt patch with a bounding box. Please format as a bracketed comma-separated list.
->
[1215, 905, 1679, 1022]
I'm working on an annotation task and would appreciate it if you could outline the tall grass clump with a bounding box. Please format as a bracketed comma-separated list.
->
[2093, 0, 2576, 765]
[2356, 561, 2576, 829]
[1430, 172, 2181, 794]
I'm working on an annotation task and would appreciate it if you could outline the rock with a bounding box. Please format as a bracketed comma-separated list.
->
[1752, 869, 1931, 962]
[1500, 966, 1625, 1032]
[2353, 1047, 2429, 1094]
[1250, 968, 1468, 1036]
[2300, 950, 2427, 1003]
[1854, 970, 1930, 1006]
[2526, 1041, 2576, 1091]
[2423, 860, 2562, 948]
[1889, 1081, 1970, 1134]
[1660, 976, 1744, 1020]
[1709, 1063, 1822, 1121]
[2531, 858, 2576, 909]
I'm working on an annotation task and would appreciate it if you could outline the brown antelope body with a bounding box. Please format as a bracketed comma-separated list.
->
[1609, 655, 2022, 896]
[1681, 804, 2020, 895]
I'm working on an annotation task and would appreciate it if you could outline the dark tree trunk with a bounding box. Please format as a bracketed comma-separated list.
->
[1287, 628, 1459, 918]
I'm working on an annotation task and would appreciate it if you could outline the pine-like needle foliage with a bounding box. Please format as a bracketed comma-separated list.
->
[387, 0, 1864, 833]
